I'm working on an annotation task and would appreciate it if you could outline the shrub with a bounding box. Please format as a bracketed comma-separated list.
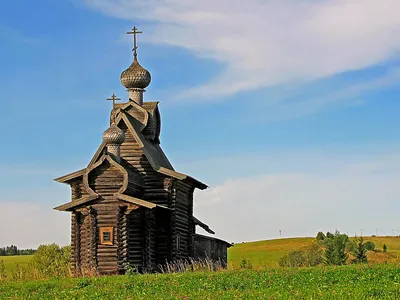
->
[365, 241, 375, 251]
[240, 258, 253, 269]
[279, 251, 305, 267]
[383, 244, 387, 252]
[304, 243, 324, 266]
[279, 243, 323, 268]
[30, 244, 71, 278]
[316, 232, 326, 242]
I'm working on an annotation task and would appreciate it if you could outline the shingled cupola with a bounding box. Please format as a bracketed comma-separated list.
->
[120, 26, 151, 106]
[54, 26, 232, 276]
[102, 123, 125, 163]
[102, 94, 126, 163]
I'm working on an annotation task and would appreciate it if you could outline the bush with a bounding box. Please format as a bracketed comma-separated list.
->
[279, 251, 305, 267]
[365, 241, 375, 251]
[304, 243, 324, 266]
[279, 243, 324, 268]
[30, 244, 71, 278]
[240, 258, 253, 269]
[316, 232, 326, 242]
[383, 244, 387, 252]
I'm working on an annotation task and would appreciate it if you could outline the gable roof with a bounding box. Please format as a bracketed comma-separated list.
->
[193, 216, 215, 234]
[54, 193, 171, 212]
[54, 168, 86, 184]
[54, 194, 99, 211]
[56, 101, 207, 189]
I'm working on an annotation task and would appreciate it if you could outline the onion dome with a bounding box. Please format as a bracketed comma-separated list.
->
[120, 59, 151, 89]
[102, 124, 125, 145]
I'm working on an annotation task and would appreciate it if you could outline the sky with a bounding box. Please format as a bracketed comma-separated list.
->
[1, 0, 400, 248]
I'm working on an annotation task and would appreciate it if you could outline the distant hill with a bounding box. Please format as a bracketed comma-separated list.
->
[228, 236, 400, 268]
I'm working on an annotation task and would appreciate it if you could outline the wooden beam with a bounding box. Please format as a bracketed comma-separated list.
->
[54, 194, 99, 211]
[54, 168, 86, 184]
[114, 193, 172, 210]
[193, 216, 215, 235]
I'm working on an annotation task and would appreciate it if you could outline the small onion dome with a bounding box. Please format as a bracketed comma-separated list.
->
[102, 124, 125, 145]
[120, 60, 151, 89]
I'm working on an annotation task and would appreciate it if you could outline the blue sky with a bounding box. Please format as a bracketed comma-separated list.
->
[1, 0, 400, 248]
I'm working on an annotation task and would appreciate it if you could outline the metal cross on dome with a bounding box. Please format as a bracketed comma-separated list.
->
[107, 93, 122, 124]
[127, 26, 143, 61]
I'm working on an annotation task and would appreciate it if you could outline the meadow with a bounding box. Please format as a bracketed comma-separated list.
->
[1, 255, 33, 269]
[2, 237, 400, 299]
[2, 264, 400, 299]
[229, 236, 400, 268]
[3, 236, 399, 271]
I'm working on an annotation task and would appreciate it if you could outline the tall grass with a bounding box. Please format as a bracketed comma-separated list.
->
[158, 257, 226, 274]
[0, 244, 71, 282]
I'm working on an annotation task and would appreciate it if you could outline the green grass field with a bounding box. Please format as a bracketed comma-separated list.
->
[0, 255, 33, 269]
[2, 238, 400, 298]
[1, 264, 400, 299]
[228, 236, 400, 268]
[2, 236, 400, 271]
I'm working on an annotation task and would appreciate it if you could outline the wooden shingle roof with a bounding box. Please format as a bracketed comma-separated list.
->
[55, 101, 207, 190]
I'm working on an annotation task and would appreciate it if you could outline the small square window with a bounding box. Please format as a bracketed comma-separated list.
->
[100, 227, 113, 245]
[176, 235, 181, 251]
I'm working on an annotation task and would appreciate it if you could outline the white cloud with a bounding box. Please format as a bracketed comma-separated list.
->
[2, 150, 400, 248]
[85, 0, 400, 99]
[192, 152, 400, 243]
[0, 202, 70, 249]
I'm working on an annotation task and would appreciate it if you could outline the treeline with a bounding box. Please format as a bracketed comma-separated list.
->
[0, 245, 36, 256]
[279, 231, 385, 267]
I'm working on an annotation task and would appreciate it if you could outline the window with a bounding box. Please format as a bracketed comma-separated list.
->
[99, 227, 113, 245]
[176, 234, 181, 251]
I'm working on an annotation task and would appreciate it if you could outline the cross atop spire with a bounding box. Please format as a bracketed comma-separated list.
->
[127, 26, 143, 61]
[107, 93, 121, 124]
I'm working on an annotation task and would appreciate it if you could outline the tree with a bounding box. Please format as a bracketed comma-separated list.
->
[279, 243, 324, 267]
[304, 243, 324, 266]
[324, 231, 349, 265]
[31, 244, 71, 277]
[351, 237, 368, 263]
[383, 244, 387, 252]
[279, 250, 305, 267]
[326, 232, 334, 239]
[364, 241, 375, 251]
[316, 232, 326, 242]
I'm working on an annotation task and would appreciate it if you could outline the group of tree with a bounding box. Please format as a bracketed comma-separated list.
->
[279, 230, 384, 267]
[279, 243, 323, 267]
[0, 245, 36, 256]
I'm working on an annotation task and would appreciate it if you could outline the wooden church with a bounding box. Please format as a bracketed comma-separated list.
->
[54, 27, 231, 275]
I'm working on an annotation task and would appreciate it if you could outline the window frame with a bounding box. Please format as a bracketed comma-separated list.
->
[99, 227, 114, 245]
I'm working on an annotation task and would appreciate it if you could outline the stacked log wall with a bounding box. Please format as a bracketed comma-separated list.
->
[71, 212, 81, 276]
[88, 161, 124, 275]
[143, 210, 156, 271]
[171, 180, 194, 260]
[119, 122, 169, 206]
[155, 209, 171, 267]
[127, 209, 144, 270]
[79, 213, 89, 274]
[117, 207, 128, 274]
[69, 179, 89, 202]
[193, 235, 229, 267]
[119, 121, 172, 269]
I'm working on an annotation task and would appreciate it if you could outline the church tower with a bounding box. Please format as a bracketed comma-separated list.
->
[54, 27, 231, 275]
